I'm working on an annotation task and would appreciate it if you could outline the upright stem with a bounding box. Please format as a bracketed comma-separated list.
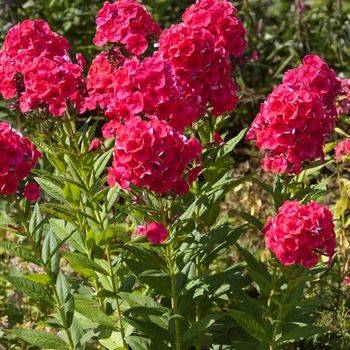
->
[106, 245, 127, 348]
[166, 245, 181, 350]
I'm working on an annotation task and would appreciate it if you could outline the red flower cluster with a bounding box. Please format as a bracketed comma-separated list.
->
[0, 20, 85, 116]
[85, 49, 204, 130]
[0, 122, 41, 196]
[282, 55, 340, 116]
[182, 0, 246, 58]
[108, 117, 202, 194]
[87, 0, 245, 131]
[159, 23, 239, 117]
[93, 0, 161, 56]
[335, 139, 350, 162]
[248, 55, 340, 174]
[263, 200, 336, 268]
[135, 222, 168, 245]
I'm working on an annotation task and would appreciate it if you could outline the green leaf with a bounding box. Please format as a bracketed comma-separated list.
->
[119, 292, 167, 310]
[56, 272, 74, 328]
[92, 149, 113, 181]
[182, 315, 218, 344]
[75, 299, 116, 328]
[6, 277, 53, 304]
[229, 310, 267, 342]
[29, 203, 44, 243]
[216, 128, 247, 159]
[50, 219, 85, 253]
[236, 244, 272, 296]
[63, 252, 109, 276]
[35, 177, 65, 202]
[8, 329, 67, 349]
[0, 241, 40, 265]
[277, 326, 325, 344]
[123, 316, 170, 342]
[42, 231, 60, 278]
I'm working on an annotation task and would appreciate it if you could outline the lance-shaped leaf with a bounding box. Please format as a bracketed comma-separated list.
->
[56, 272, 75, 328]
[8, 329, 67, 349]
[6, 276, 53, 305]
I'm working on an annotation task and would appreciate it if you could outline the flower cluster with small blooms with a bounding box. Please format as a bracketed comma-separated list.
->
[247, 55, 340, 174]
[0, 19, 85, 116]
[135, 222, 168, 244]
[24, 182, 41, 202]
[158, 23, 239, 117]
[87, 0, 244, 132]
[282, 55, 340, 116]
[93, 0, 161, 56]
[85, 50, 204, 131]
[0, 122, 41, 196]
[335, 139, 350, 162]
[337, 78, 350, 116]
[108, 117, 202, 195]
[182, 0, 246, 58]
[263, 201, 336, 268]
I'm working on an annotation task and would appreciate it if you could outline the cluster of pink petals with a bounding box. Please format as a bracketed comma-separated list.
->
[93, 0, 161, 56]
[282, 55, 340, 116]
[85, 48, 205, 130]
[158, 23, 239, 118]
[263, 200, 336, 268]
[0, 122, 41, 196]
[136, 222, 168, 245]
[87, 0, 244, 131]
[108, 117, 202, 195]
[335, 139, 350, 161]
[0, 19, 85, 116]
[336, 78, 350, 115]
[248, 55, 340, 174]
[182, 0, 246, 58]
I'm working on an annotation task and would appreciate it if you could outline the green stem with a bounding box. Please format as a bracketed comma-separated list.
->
[166, 246, 181, 350]
[106, 245, 127, 348]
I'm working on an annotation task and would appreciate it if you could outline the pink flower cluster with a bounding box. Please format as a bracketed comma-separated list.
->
[263, 201, 335, 268]
[136, 222, 168, 245]
[182, 0, 246, 58]
[0, 19, 85, 116]
[107, 118, 202, 195]
[335, 139, 350, 161]
[86, 0, 244, 132]
[93, 0, 161, 56]
[0, 122, 40, 196]
[248, 55, 340, 174]
[85, 0, 246, 194]
[158, 23, 239, 118]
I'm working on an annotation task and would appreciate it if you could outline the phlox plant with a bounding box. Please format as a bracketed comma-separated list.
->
[0, 0, 347, 349]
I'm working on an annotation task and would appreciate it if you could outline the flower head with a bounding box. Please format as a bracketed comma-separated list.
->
[93, 0, 161, 56]
[263, 200, 336, 268]
[0, 122, 41, 196]
[0, 20, 85, 116]
[108, 117, 202, 195]
[248, 55, 340, 174]
[182, 0, 246, 58]
[136, 222, 168, 244]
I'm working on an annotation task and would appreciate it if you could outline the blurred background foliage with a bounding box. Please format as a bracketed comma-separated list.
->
[0, 0, 350, 349]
